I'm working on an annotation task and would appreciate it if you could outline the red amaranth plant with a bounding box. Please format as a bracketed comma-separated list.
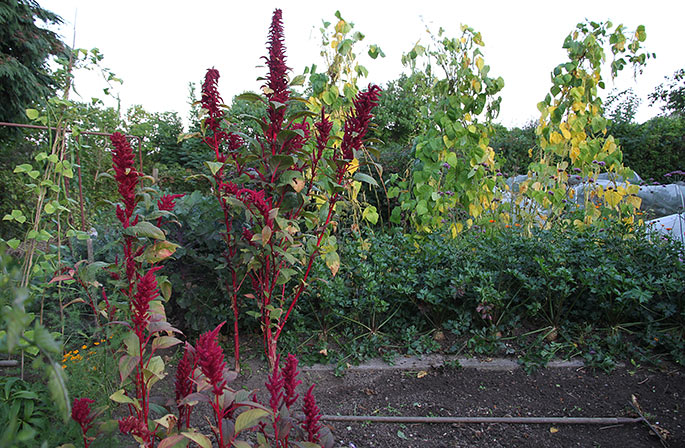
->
[302, 385, 322, 443]
[71, 397, 95, 448]
[105, 133, 183, 448]
[196, 9, 380, 371]
[282, 353, 302, 409]
[156, 193, 184, 227]
[174, 343, 196, 430]
[110, 132, 141, 291]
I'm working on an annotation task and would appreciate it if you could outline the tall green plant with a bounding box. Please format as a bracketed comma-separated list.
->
[391, 25, 505, 235]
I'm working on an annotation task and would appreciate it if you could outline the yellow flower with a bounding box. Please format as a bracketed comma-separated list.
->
[62, 364, 66, 369]
[94, 342, 100, 346]
[81, 345, 87, 350]
[73, 350, 79, 354]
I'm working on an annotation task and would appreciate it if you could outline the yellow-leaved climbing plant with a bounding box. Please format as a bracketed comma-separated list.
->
[520, 20, 653, 230]
[392, 25, 505, 236]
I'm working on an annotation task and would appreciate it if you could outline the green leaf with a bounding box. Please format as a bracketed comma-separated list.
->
[362, 205, 379, 225]
[235, 409, 270, 434]
[235, 92, 265, 103]
[139, 241, 179, 264]
[205, 161, 224, 176]
[353, 172, 378, 187]
[118, 355, 140, 384]
[14, 164, 32, 173]
[44, 203, 56, 214]
[110, 389, 140, 410]
[181, 430, 212, 448]
[157, 434, 188, 448]
[6, 238, 20, 249]
[25, 109, 40, 120]
[124, 221, 166, 240]
[325, 251, 340, 277]
[152, 336, 182, 351]
[290, 74, 306, 86]
[231, 442, 252, 448]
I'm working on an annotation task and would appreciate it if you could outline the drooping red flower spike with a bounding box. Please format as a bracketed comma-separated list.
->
[157, 194, 184, 212]
[302, 384, 322, 443]
[282, 353, 302, 409]
[340, 84, 382, 161]
[196, 321, 228, 396]
[265, 355, 284, 413]
[156, 193, 185, 227]
[131, 267, 162, 337]
[72, 397, 95, 447]
[110, 132, 139, 228]
[314, 107, 333, 165]
[263, 8, 290, 148]
[118, 415, 150, 442]
[201, 68, 228, 156]
[175, 343, 196, 429]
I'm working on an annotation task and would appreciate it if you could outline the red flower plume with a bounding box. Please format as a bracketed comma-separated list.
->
[302, 385, 322, 443]
[110, 132, 139, 228]
[196, 321, 227, 396]
[131, 267, 162, 336]
[340, 84, 382, 160]
[263, 8, 291, 148]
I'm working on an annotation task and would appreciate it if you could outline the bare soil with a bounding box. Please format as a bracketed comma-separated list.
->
[222, 359, 683, 448]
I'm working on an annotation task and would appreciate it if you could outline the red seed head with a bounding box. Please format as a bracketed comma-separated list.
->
[282, 353, 302, 409]
[157, 194, 185, 212]
[110, 132, 139, 227]
[302, 384, 322, 443]
[71, 397, 95, 430]
[340, 84, 382, 161]
[131, 267, 162, 336]
[195, 322, 227, 396]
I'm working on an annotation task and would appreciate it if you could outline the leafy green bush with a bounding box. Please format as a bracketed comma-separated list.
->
[286, 225, 685, 366]
[611, 115, 685, 181]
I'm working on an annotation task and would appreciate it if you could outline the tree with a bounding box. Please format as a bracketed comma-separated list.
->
[0, 0, 66, 123]
[649, 68, 685, 116]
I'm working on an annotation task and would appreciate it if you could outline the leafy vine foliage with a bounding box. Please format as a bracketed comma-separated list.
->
[521, 21, 653, 230]
[391, 25, 505, 235]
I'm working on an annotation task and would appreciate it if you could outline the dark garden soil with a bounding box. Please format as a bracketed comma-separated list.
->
[182, 356, 684, 448]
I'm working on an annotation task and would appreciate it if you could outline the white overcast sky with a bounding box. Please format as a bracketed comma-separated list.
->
[41, 0, 684, 129]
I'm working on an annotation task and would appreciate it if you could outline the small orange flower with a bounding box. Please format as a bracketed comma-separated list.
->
[505, 225, 510, 228]
[81, 345, 87, 350]
[94, 342, 100, 346]
[489, 219, 495, 223]
[666, 228, 672, 231]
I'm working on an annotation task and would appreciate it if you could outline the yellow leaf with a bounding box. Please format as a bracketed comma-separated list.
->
[468, 203, 481, 218]
[417, 370, 428, 378]
[550, 132, 564, 145]
[550, 427, 559, 434]
[348, 157, 360, 174]
[570, 146, 580, 163]
[625, 195, 642, 209]
[604, 190, 622, 208]
[560, 123, 571, 140]
[475, 56, 484, 71]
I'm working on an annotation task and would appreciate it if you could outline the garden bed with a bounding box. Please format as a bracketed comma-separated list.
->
[216, 358, 683, 447]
